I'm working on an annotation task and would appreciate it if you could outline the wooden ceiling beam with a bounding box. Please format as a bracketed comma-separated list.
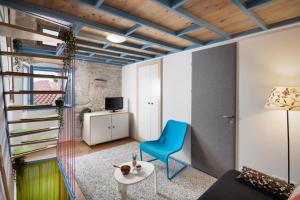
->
[77, 49, 134, 62]
[153, 0, 230, 39]
[76, 56, 124, 66]
[75, 0, 204, 45]
[0, 0, 182, 51]
[76, 39, 154, 58]
[231, 0, 267, 30]
[171, 0, 189, 9]
[77, 31, 167, 55]
[73, 23, 83, 35]
[176, 24, 201, 36]
[94, 0, 105, 8]
[125, 24, 142, 36]
[246, 0, 273, 10]
[16, 44, 134, 64]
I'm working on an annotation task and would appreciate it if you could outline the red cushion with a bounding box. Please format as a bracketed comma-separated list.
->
[292, 194, 300, 200]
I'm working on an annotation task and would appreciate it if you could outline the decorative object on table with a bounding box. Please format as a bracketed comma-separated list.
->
[132, 153, 137, 167]
[265, 87, 300, 184]
[113, 164, 131, 175]
[236, 166, 294, 200]
[140, 119, 188, 180]
[132, 164, 143, 175]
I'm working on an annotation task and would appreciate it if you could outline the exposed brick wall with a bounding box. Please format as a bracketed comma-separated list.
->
[74, 60, 122, 138]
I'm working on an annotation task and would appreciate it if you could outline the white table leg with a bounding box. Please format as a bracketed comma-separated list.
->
[154, 168, 157, 194]
[118, 183, 128, 200]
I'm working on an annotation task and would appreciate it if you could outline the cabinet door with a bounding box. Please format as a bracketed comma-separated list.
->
[111, 113, 129, 140]
[90, 115, 111, 145]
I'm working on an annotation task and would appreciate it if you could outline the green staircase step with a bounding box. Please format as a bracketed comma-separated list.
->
[7, 104, 55, 111]
[0, 71, 67, 79]
[10, 132, 58, 147]
[10, 127, 59, 137]
[21, 114, 59, 120]
[8, 114, 59, 124]
[21, 132, 57, 144]
[12, 144, 56, 158]
[5, 90, 65, 95]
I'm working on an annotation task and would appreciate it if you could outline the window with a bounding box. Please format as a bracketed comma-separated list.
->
[29, 66, 64, 105]
[42, 28, 59, 46]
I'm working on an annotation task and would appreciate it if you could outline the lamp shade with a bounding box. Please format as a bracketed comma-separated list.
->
[265, 87, 300, 111]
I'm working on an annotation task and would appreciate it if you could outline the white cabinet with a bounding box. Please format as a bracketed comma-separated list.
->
[138, 61, 161, 141]
[83, 111, 129, 146]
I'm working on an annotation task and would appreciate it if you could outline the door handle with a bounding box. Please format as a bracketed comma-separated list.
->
[108, 126, 111, 129]
[112, 125, 115, 128]
[222, 115, 235, 119]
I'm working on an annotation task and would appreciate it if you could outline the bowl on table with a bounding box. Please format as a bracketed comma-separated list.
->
[120, 165, 131, 175]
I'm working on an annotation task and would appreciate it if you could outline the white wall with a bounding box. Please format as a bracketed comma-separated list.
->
[238, 26, 300, 183]
[162, 52, 192, 164]
[122, 26, 300, 178]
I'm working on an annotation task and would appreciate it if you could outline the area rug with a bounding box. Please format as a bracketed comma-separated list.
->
[75, 142, 216, 200]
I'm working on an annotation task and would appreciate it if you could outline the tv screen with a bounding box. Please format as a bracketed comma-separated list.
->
[105, 97, 123, 112]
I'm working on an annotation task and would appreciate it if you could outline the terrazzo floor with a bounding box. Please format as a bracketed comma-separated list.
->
[75, 141, 216, 200]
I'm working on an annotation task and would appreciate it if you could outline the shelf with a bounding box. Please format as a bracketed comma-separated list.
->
[0, 71, 67, 79]
[6, 104, 56, 111]
[0, 51, 65, 60]
[0, 22, 62, 43]
[12, 144, 56, 158]
[10, 127, 59, 138]
[4, 90, 65, 95]
[8, 114, 59, 124]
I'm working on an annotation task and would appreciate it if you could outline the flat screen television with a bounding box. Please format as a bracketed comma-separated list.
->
[105, 97, 123, 112]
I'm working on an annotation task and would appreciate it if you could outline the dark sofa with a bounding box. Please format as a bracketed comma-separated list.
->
[198, 170, 276, 200]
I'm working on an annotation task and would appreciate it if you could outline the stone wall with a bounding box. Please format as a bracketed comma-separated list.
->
[75, 60, 122, 138]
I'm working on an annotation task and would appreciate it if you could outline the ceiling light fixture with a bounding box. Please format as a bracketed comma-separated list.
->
[106, 34, 126, 43]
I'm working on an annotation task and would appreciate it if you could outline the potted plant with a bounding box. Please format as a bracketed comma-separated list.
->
[80, 108, 92, 132]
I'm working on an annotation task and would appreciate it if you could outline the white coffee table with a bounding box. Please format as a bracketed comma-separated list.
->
[114, 161, 157, 200]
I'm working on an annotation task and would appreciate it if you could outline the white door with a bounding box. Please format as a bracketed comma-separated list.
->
[90, 115, 111, 145]
[111, 113, 129, 140]
[138, 66, 151, 140]
[138, 61, 161, 141]
[149, 64, 161, 140]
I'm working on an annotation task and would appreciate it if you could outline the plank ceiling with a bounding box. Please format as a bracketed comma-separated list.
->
[0, 0, 300, 66]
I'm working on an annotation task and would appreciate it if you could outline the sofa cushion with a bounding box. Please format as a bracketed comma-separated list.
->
[236, 167, 294, 200]
[290, 185, 300, 200]
[198, 170, 276, 200]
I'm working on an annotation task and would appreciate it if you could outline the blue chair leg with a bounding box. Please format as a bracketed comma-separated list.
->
[166, 156, 187, 180]
[140, 149, 143, 161]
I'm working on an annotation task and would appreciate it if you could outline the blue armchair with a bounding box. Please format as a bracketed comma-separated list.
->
[140, 120, 188, 180]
